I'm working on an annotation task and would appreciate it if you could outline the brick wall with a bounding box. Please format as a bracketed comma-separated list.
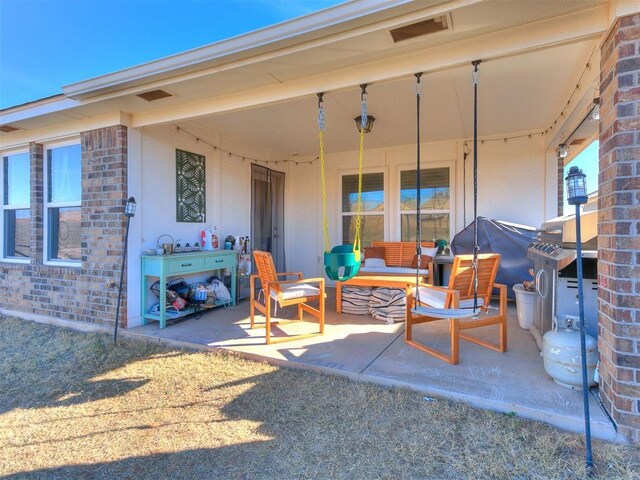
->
[597, 13, 640, 443]
[0, 125, 129, 327]
[29, 143, 43, 263]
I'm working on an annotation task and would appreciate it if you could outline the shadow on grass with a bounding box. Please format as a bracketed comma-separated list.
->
[1, 445, 277, 480]
[0, 317, 177, 415]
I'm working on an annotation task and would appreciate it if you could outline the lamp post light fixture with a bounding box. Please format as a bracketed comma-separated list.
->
[124, 197, 137, 217]
[114, 196, 136, 345]
[565, 166, 593, 472]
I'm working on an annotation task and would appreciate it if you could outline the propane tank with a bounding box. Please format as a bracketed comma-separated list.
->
[542, 317, 598, 390]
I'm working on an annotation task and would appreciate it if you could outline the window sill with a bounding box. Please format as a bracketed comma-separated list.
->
[44, 260, 81, 268]
[0, 258, 30, 265]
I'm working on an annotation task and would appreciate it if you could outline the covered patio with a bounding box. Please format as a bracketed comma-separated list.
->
[2, 0, 638, 442]
[130, 290, 620, 442]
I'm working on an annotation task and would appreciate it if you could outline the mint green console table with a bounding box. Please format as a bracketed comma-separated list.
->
[141, 250, 237, 328]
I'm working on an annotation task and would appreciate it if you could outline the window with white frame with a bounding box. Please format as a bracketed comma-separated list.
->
[400, 167, 451, 242]
[2, 152, 30, 259]
[45, 143, 81, 263]
[341, 171, 384, 247]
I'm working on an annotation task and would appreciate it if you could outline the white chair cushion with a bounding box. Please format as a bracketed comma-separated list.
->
[411, 306, 479, 319]
[364, 258, 386, 268]
[270, 283, 320, 301]
[411, 286, 448, 309]
[411, 286, 485, 310]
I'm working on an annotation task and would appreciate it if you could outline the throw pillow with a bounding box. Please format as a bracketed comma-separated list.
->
[364, 246, 385, 259]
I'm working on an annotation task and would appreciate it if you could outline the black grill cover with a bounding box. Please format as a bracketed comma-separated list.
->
[450, 217, 536, 299]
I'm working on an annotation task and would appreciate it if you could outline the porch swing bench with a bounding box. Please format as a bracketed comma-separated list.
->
[406, 253, 508, 365]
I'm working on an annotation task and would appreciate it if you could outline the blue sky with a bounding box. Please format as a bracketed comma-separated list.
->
[0, 0, 343, 109]
[564, 140, 599, 211]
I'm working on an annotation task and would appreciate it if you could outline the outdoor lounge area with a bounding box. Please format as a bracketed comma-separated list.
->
[1, 0, 639, 444]
[130, 290, 619, 442]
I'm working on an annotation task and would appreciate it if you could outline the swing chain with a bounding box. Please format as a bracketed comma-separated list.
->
[318, 92, 330, 253]
[317, 93, 325, 131]
[360, 84, 368, 130]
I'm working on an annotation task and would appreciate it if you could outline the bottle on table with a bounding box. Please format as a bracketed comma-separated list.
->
[212, 226, 219, 249]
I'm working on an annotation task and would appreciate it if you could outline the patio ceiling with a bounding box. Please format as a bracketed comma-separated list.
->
[180, 38, 600, 158]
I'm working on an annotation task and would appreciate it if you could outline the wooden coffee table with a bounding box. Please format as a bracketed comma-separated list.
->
[335, 275, 425, 314]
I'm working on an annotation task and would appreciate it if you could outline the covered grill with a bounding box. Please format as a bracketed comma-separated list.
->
[527, 209, 598, 350]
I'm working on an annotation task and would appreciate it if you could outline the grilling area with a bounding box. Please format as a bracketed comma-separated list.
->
[528, 198, 599, 350]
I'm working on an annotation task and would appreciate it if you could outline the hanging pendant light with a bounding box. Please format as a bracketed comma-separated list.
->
[354, 115, 375, 133]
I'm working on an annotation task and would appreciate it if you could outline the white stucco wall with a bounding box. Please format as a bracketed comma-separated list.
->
[286, 135, 548, 279]
[136, 124, 272, 248]
[127, 124, 282, 325]
[469, 135, 548, 227]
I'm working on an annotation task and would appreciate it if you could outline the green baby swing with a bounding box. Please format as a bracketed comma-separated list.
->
[318, 84, 372, 281]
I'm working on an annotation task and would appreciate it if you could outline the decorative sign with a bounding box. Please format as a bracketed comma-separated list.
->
[176, 149, 206, 222]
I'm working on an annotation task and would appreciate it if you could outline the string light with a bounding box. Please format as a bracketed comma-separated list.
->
[467, 44, 597, 146]
[173, 124, 317, 166]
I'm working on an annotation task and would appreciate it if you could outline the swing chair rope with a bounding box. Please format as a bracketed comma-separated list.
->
[318, 93, 330, 253]
[472, 61, 481, 311]
[317, 86, 366, 282]
[410, 63, 482, 320]
[414, 73, 423, 304]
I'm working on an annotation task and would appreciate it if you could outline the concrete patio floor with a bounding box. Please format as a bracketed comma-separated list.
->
[130, 288, 620, 442]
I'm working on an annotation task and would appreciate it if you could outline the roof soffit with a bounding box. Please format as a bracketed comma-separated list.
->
[61, 0, 450, 99]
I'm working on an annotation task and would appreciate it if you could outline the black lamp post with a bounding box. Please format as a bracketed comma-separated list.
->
[565, 166, 593, 471]
[114, 196, 136, 345]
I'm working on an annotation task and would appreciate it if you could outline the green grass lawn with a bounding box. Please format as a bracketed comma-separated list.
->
[0, 316, 638, 479]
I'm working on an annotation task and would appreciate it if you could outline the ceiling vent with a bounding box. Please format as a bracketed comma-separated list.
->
[137, 89, 173, 102]
[389, 15, 450, 43]
[0, 125, 20, 133]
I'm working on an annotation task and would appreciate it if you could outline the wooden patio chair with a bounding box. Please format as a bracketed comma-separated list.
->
[405, 253, 507, 364]
[250, 250, 325, 345]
